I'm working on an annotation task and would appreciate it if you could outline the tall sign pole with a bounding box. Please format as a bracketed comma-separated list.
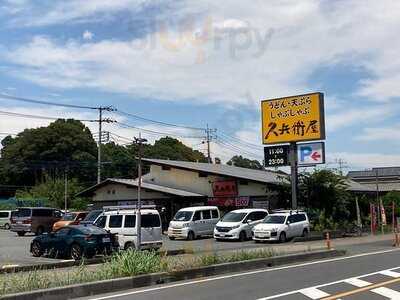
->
[261, 92, 325, 210]
[289, 142, 298, 209]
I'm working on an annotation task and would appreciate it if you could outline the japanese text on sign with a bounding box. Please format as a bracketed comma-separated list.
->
[261, 93, 325, 144]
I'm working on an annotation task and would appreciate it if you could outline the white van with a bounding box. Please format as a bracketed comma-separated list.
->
[0, 210, 11, 229]
[94, 206, 162, 250]
[214, 209, 269, 241]
[168, 206, 220, 240]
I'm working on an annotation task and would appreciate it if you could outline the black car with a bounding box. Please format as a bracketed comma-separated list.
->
[30, 225, 117, 260]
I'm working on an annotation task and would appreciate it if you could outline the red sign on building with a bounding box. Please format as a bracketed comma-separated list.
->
[208, 180, 249, 207]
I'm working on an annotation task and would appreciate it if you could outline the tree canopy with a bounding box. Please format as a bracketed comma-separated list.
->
[227, 155, 263, 170]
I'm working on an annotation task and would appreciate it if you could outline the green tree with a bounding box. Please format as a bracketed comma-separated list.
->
[145, 137, 207, 162]
[298, 169, 353, 226]
[0, 119, 97, 187]
[15, 177, 89, 210]
[227, 155, 263, 170]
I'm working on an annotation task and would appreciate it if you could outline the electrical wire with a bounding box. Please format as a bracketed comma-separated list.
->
[0, 110, 98, 123]
[0, 93, 98, 110]
[116, 110, 206, 131]
[218, 131, 263, 150]
[116, 121, 205, 139]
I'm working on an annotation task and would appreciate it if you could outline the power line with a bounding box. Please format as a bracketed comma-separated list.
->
[0, 110, 98, 123]
[0, 93, 98, 110]
[116, 121, 205, 139]
[116, 110, 205, 131]
[219, 131, 263, 150]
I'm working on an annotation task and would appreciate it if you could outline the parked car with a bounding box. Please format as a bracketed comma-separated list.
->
[80, 209, 103, 225]
[94, 206, 162, 250]
[214, 209, 269, 241]
[52, 211, 88, 231]
[168, 206, 220, 240]
[30, 225, 117, 260]
[252, 211, 310, 243]
[0, 210, 12, 229]
[11, 207, 62, 236]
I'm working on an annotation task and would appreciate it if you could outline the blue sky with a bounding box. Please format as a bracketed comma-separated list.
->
[0, 0, 400, 171]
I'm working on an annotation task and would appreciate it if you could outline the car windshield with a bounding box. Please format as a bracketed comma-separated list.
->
[16, 208, 31, 218]
[173, 211, 193, 221]
[75, 225, 107, 235]
[84, 210, 102, 222]
[62, 213, 77, 221]
[221, 212, 247, 222]
[263, 215, 286, 224]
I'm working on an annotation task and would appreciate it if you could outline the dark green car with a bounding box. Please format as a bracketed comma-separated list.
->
[30, 225, 117, 260]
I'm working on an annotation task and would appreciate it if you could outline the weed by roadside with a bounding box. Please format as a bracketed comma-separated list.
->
[0, 248, 281, 296]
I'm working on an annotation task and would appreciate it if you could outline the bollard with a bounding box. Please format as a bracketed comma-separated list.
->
[392, 230, 399, 247]
[326, 232, 331, 250]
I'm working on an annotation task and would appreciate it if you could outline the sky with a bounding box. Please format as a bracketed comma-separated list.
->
[0, 0, 399, 172]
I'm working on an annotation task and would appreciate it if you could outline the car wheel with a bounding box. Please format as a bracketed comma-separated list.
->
[31, 241, 44, 257]
[169, 236, 175, 240]
[70, 244, 83, 260]
[187, 231, 195, 241]
[279, 232, 287, 243]
[302, 229, 309, 238]
[17, 231, 25, 236]
[4, 223, 10, 230]
[125, 242, 135, 250]
[35, 227, 44, 236]
[238, 231, 247, 242]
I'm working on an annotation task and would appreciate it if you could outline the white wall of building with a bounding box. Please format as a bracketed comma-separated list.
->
[92, 183, 169, 202]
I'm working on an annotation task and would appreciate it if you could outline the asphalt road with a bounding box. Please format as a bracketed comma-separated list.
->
[77, 248, 400, 300]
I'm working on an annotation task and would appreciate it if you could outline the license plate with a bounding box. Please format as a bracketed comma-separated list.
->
[17, 221, 22, 224]
[102, 237, 110, 243]
[220, 233, 225, 237]
[257, 233, 269, 237]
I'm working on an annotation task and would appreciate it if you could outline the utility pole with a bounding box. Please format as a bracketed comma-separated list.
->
[335, 158, 347, 175]
[97, 106, 116, 184]
[134, 133, 147, 250]
[205, 125, 217, 164]
[64, 168, 68, 212]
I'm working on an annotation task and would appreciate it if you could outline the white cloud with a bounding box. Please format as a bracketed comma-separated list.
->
[356, 125, 400, 142]
[326, 106, 395, 132]
[82, 30, 93, 41]
[2, 0, 400, 108]
[329, 152, 400, 170]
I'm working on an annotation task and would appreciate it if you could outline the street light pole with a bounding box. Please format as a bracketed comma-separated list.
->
[134, 133, 147, 250]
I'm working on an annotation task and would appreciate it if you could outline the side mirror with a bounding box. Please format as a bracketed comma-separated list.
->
[247, 219, 252, 224]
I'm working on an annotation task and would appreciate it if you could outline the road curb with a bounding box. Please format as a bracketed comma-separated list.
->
[0, 249, 344, 300]
[0, 249, 186, 274]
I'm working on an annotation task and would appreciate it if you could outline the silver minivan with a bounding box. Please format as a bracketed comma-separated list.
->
[168, 206, 220, 240]
[0, 210, 12, 229]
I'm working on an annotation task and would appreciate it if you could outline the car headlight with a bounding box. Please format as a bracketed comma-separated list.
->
[271, 228, 278, 232]
[182, 223, 190, 228]
[230, 225, 240, 230]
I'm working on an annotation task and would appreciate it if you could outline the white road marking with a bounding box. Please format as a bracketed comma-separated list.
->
[380, 270, 400, 278]
[87, 248, 400, 300]
[61, 259, 74, 262]
[372, 287, 400, 298]
[343, 277, 372, 287]
[258, 265, 400, 300]
[300, 287, 330, 299]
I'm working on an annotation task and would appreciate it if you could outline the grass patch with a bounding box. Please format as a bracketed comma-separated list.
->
[0, 248, 281, 296]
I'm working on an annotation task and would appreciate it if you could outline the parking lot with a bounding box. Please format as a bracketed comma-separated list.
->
[0, 228, 396, 268]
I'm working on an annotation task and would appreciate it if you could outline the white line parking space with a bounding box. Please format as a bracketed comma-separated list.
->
[343, 277, 371, 287]
[372, 287, 400, 298]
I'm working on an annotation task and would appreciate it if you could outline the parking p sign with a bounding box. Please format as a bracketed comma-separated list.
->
[297, 142, 325, 166]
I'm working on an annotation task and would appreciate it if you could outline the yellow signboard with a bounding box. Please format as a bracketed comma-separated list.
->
[261, 92, 325, 144]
